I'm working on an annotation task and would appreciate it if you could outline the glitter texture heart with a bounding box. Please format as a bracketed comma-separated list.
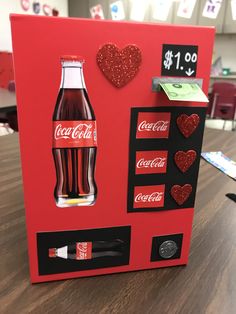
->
[170, 184, 192, 206]
[96, 43, 142, 88]
[177, 114, 200, 138]
[174, 150, 197, 173]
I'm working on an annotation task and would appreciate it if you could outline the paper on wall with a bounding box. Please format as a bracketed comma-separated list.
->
[90, 4, 105, 20]
[202, 0, 222, 19]
[231, 0, 236, 20]
[130, 0, 146, 21]
[177, 0, 197, 19]
[153, 0, 173, 21]
[110, 1, 125, 20]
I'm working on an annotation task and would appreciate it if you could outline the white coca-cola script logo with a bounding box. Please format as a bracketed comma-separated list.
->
[137, 157, 166, 169]
[135, 192, 163, 203]
[54, 123, 93, 140]
[77, 242, 88, 253]
[138, 120, 169, 132]
[76, 242, 89, 260]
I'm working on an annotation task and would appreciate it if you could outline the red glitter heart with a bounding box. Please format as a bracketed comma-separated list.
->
[177, 114, 200, 138]
[96, 43, 142, 88]
[174, 150, 197, 173]
[171, 184, 192, 206]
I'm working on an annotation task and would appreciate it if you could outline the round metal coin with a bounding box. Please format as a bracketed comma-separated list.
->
[159, 240, 178, 259]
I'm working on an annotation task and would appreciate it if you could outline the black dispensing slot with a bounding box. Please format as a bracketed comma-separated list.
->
[37, 225, 131, 275]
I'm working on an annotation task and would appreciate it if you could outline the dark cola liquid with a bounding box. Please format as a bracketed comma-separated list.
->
[67, 240, 124, 259]
[53, 88, 97, 207]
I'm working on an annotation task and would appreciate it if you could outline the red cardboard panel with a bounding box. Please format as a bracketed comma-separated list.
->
[0, 51, 14, 88]
[10, 15, 214, 283]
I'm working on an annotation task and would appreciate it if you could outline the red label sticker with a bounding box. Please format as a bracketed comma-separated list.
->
[133, 185, 165, 208]
[76, 242, 92, 260]
[136, 112, 170, 139]
[53, 121, 97, 148]
[135, 150, 168, 175]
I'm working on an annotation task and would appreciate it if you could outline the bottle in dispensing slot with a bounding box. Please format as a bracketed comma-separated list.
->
[52, 55, 97, 207]
[48, 239, 125, 260]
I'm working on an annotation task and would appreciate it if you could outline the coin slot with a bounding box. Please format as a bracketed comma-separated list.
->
[150, 233, 183, 261]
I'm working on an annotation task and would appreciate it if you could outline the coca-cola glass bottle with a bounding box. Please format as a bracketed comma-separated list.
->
[52, 55, 97, 207]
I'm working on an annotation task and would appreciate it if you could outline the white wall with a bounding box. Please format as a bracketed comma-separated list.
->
[214, 34, 236, 71]
[2, 1, 236, 72]
[0, 0, 68, 52]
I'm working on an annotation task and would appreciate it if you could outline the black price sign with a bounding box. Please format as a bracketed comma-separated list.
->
[161, 44, 198, 77]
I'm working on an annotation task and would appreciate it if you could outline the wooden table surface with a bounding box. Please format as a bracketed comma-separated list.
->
[0, 88, 16, 113]
[0, 128, 236, 314]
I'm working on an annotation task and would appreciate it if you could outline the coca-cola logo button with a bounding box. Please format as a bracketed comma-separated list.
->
[133, 185, 165, 208]
[135, 150, 168, 175]
[136, 112, 171, 139]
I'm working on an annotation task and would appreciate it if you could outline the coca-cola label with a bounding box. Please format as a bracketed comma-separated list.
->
[133, 185, 165, 208]
[136, 112, 170, 139]
[135, 150, 168, 175]
[76, 242, 92, 260]
[53, 121, 97, 148]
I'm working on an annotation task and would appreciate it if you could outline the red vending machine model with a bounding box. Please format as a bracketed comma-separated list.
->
[10, 15, 214, 283]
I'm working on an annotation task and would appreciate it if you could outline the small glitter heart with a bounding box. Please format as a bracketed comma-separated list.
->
[174, 150, 197, 173]
[96, 43, 142, 88]
[177, 114, 200, 138]
[170, 184, 192, 206]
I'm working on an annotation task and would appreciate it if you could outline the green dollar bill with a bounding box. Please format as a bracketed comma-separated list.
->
[160, 83, 209, 102]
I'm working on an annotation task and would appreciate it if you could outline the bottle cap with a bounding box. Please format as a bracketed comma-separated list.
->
[48, 248, 57, 258]
[61, 55, 84, 63]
